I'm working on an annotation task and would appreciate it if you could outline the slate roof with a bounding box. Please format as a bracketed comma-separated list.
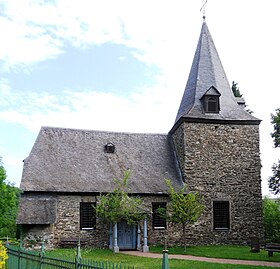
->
[174, 21, 260, 126]
[16, 195, 57, 224]
[20, 127, 182, 194]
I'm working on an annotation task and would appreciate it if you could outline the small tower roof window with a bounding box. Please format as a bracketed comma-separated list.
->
[104, 143, 115, 153]
[201, 86, 221, 113]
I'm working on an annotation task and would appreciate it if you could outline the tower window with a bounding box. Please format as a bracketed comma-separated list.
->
[204, 96, 220, 113]
[104, 143, 115, 153]
[213, 201, 230, 230]
[201, 86, 221, 113]
[207, 97, 219, 113]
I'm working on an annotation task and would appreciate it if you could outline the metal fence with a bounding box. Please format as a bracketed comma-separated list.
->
[6, 244, 145, 269]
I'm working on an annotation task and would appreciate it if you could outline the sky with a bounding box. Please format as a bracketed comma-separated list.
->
[0, 0, 279, 197]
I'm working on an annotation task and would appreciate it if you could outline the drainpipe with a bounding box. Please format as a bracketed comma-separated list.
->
[137, 223, 141, 251]
[142, 218, 149, 252]
[113, 223, 119, 253]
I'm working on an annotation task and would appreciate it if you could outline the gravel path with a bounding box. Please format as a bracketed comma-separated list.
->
[121, 251, 280, 267]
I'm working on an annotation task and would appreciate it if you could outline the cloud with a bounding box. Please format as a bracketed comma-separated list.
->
[0, 78, 180, 134]
[0, 0, 202, 73]
[0, 16, 63, 71]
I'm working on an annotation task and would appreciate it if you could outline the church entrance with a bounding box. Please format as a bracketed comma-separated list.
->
[117, 222, 137, 250]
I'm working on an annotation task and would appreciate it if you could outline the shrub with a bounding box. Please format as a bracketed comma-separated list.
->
[0, 242, 7, 269]
[263, 197, 280, 242]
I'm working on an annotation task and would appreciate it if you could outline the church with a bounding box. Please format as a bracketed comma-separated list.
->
[16, 19, 264, 250]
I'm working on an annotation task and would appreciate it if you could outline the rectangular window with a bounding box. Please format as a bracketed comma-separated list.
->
[152, 202, 167, 229]
[213, 201, 230, 230]
[80, 202, 96, 230]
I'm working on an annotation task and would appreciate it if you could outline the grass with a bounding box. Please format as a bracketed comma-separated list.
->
[150, 245, 280, 262]
[44, 246, 280, 269]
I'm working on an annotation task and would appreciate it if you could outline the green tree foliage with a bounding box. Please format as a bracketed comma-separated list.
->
[271, 108, 280, 148]
[0, 157, 20, 237]
[94, 171, 148, 225]
[263, 197, 280, 242]
[269, 161, 280, 195]
[232, 81, 254, 114]
[269, 109, 280, 195]
[232, 81, 242, 97]
[161, 180, 204, 252]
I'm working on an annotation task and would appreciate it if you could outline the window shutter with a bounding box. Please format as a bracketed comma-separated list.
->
[213, 201, 230, 230]
[80, 202, 96, 229]
[152, 202, 167, 229]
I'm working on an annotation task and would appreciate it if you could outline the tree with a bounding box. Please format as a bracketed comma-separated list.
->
[94, 171, 148, 226]
[232, 81, 242, 97]
[271, 108, 280, 148]
[160, 180, 204, 252]
[0, 157, 20, 237]
[263, 197, 280, 242]
[269, 109, 280, 195]
[231, 81, 254, 114]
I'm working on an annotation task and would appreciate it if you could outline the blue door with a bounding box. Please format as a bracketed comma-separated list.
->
[117, 222, 137, 250]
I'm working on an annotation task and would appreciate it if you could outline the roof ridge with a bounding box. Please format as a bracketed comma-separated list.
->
[40, 126, 168, 136]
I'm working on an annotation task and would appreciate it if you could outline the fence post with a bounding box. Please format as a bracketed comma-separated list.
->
[5, 236, 9, 247]
[161, 250, 169, 269]
[75, 238, 82, 269]
[39, 238, 45, 269]
[18, 237, 23, 269]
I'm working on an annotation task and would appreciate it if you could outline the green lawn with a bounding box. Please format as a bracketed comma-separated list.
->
[150, 245, 280, 262]
[44, 247, 280, 269]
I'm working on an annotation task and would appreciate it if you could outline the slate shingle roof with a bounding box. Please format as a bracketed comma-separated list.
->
[16, 195, 57, 224]
[174, 21, 260, 125]
[20, 127, 182, 194]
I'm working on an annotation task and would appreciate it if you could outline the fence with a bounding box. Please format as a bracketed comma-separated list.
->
[6, 242, 146, 269]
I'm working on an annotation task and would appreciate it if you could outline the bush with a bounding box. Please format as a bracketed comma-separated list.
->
[0, 242, 7, 269]
[263, 197, 280, 242]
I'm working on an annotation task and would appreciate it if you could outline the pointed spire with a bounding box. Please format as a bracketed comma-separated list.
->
[173, 21, 260, 126]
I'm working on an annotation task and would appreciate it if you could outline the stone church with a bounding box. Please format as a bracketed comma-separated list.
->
[17, 19, 264, 250]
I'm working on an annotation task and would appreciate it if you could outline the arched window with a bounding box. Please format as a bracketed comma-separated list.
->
[207, 97, 219, 113]
[201, 86, 221, 114]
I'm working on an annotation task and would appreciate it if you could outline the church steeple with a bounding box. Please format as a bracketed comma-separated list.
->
[169, 19, 263, 246]
[173, 21, 260, 129]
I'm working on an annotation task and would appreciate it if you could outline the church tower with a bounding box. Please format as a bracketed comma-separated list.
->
[170, 20, 263, 245]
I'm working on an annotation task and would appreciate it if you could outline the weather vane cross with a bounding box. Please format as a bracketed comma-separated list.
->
[200, 0, 208, 20]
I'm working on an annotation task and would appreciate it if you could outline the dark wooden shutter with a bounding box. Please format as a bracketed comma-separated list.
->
[80, 202, 96, 229]
[213, 201, 230, 230]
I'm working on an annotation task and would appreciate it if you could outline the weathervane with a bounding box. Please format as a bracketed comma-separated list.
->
[200, 0, 208, 20]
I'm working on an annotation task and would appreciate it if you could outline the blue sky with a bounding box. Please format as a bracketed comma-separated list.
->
[0, 0, 280, 197]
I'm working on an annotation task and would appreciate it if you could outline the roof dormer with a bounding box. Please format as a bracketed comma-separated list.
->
[104, 142, 115, 153]
[201, 86, 221, 113]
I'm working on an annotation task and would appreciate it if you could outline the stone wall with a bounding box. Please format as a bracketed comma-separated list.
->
[22, 224, 54, 249]
[21, 194, 195, 249]
[171, 122, 264, 245]
[53, 195, 110, 248]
